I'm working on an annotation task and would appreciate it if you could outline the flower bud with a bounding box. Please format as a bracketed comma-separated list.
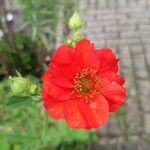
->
[69, 12, 83, 30]
[29, 84, 37, 95]
[9, 76, 29, 95]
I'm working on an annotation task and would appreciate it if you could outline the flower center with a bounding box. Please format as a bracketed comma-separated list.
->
[74, 68, 101, 102]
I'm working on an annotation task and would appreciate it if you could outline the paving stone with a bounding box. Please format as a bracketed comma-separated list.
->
[141, 38, 150, 43]
[137, 80, 150, 112]
[82, 28, 103, 34]
[107, 38, 141, 46]
[118, 46, 142, 133]
[121, 31, 141, 39]
[118, 18, 137, 26]
[139, 24, 150, 31]
[90, 138, 150, 150]
[77, 0, 150, 148]
[118, 0, 127, 7]
[143, 45, 150, 68]
[118, 46, 131, 67]
[108, 0, 117, 8]
[118, 25, 136, 32]
[98, 117, 122, 136]
[130, 45, 143, 54]
[136, 0, 146, 7]
[131, 51, 148, 79]
[105, 26, 118, 33]
[96, 0, 107, 9]
[144, 114, 150, 133]
[126, 97, 142, 133]
[117, 7, 145, 13]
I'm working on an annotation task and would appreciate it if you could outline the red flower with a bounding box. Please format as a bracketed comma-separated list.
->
[42, 39, 126, 129]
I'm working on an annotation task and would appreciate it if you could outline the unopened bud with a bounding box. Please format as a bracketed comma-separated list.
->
[9, 76, 29, 95]
[69, 12, 83, 30]
[29, 84, 37, 95]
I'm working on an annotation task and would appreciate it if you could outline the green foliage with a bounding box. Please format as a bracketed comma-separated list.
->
[6, 95, 36, 108]
[0, 34, 40, 75]
[0, 1, 95, 149]
[0, 77, 91, 150]
[0, 0, 76, 76]
[9, 72, 41, 96]
[17, 0, 61, 50]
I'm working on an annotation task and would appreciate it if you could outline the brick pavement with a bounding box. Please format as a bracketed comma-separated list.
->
[78, 0, 150, 149]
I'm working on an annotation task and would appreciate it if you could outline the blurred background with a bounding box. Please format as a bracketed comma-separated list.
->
[0, 0, 150, 149]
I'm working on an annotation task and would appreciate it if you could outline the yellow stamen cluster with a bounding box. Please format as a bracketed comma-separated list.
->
[74, 68, 101, 102]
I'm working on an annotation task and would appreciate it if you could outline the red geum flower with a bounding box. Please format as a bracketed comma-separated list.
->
[42, 39, 126, 129]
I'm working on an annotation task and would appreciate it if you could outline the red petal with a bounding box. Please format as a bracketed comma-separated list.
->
[64, 100, 88, 129]
[52, 45, 74, 64]
[109, 104, 122, 112]
[75, 39, 99, 71]
[49, 61, 81, 80]
[100, 82, 126, 106]
[48, 62, 78, 88]
[42, 94, 51, 109]
[47, 100, 65, 119]
[48, 68, 74, 88]
[100, 72, 125, 85]
[50, 76, 74, 88]
[79, 95, 109, 129]
[42, 70, 73, 100]
[97, 48, 118, 73]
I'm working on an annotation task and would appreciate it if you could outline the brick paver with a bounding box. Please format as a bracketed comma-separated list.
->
[78, 0, 150, 149]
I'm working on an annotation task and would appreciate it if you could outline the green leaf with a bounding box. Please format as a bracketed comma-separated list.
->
[69, 129, 89, 142]
[6, 96, 34, 108]
[0, 134, 9, 150]
[56, 120, 89, 143]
